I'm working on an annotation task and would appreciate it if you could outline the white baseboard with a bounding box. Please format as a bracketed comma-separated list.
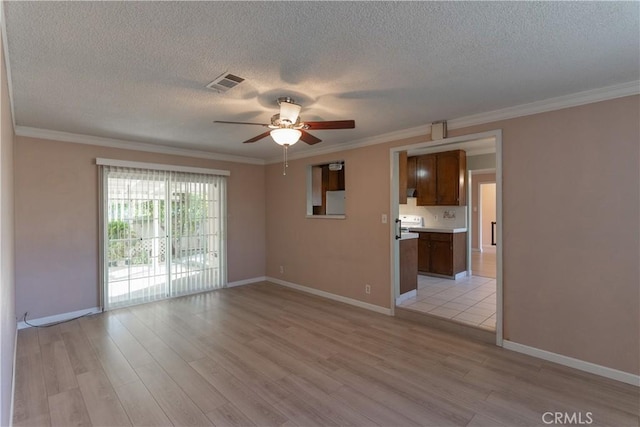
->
[9, 325, 17, 427]
[454, 271, 468, 280]
[503, 340, 640, 387]
[17, 306, 102, 330]
[226, 276, 266, 288]
[395, 289, 417, 305]
[266, 277, 393, 316]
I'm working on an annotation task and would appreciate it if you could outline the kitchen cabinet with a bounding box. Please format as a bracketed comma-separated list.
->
[416, 155, 437, 205]
[416, 150, 466, 206]
[417, 231, 467, 278]
[399, 154, 418, 204]
[323, 165, 345, 191]
[399, 237, 418, 294]
[407, 156, 417, 191]
[399, 151, 408, 205]
[436, 150, 466, 205]
[417, 234, 430, 272]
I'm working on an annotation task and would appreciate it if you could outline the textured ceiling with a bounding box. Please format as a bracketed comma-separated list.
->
[3, 1, 639, 161]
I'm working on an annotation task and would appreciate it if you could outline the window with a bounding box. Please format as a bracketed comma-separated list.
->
[306, 161, 346, 217]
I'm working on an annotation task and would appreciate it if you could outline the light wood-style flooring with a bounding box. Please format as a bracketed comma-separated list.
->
[13, 282, 639, 427]
[472, 247, 496, 279]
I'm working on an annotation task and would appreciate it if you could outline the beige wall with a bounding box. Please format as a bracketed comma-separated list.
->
[265, 95, 640, 375]
[14, 137, 266, 320]
[266, 136, 425, 308]
[467, 153, 496, 171]
[460, 96, 639, 376]
[0, 33, 16, 427]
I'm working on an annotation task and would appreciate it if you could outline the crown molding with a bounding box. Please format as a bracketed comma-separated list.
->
[1, 7, 17, 130]
[265, 123, 433, 164]
[14, 126, 265, 165]
[448, 80, 640, 131]
[266, 80, 640, 164]
[12, 80, 639, 167]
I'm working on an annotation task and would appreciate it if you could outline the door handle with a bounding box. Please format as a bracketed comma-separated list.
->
[395, 218, 402, 240]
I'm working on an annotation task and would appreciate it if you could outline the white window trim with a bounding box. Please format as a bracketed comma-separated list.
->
[96, 158, 230, 176]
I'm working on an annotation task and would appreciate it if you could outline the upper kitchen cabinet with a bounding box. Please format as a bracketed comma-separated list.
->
[324, 164, 345, 191]
[406, 156, 417, 191]
[399, 151, 408, 205]
[416, 154, 437, 205]
[436, 150, 466, 205]
[416, 150, 467, 206]
[399, 153, 418, 204]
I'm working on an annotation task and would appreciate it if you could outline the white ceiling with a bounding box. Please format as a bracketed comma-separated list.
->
[3, 1, 639, 162]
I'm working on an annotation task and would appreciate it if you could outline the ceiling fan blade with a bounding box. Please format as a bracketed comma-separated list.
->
[243, 131, 272, 144]
[300, 130, 322, 145]
[304, 120, 355, 130]
[214, 120, 269, 127]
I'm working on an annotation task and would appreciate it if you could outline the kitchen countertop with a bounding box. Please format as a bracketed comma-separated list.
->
[408, 227, 467, 234]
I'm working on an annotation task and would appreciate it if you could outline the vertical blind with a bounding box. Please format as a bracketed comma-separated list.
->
[101, 164, 227, 310]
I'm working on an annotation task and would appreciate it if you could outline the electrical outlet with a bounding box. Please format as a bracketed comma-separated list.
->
[434, 214, 438, 221]
[279, 265, 284, 274]
[381, 214, 387, 224]
[443, 210, 456, 219]
[365, 284, 371, 294]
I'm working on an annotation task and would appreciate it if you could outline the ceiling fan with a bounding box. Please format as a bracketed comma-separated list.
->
[214, 97, 355, 146]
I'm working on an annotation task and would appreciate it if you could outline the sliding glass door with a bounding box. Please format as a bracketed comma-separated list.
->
[102, 166, 226, 310]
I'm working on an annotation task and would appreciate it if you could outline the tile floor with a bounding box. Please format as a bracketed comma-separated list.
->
[398, 275, 496, 330]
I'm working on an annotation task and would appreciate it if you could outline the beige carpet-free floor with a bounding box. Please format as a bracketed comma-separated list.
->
[13, 282, 639, 426]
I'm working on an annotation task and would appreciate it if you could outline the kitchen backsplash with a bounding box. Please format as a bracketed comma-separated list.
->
[400, 198, 467, 228]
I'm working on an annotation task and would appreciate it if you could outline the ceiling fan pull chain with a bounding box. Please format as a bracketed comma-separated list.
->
[282, 144, 289, 175]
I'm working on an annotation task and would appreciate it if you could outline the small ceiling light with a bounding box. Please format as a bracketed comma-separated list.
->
[270, 128, 301, 146]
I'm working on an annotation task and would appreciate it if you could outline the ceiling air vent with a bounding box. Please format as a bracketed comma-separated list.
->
[205, 72, 245, 93]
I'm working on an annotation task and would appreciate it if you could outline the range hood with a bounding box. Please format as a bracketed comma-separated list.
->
[407, 188, 416, 198]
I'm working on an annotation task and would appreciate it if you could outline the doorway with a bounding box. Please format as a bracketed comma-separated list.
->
[390, 130, 503, 345]
[480, 182, 497, 250]
[471, 173, 497, 279]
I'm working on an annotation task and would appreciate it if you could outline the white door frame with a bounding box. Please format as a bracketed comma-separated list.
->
[479, 181, 484, 252]
[389, 129, 504, 346]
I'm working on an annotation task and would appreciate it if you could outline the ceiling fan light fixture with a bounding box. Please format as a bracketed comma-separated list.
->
[279, 100, 302, 125]
[270, 128, 301, 146]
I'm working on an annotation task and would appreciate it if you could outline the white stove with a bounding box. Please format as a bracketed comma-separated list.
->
[399, 215, 423, 231]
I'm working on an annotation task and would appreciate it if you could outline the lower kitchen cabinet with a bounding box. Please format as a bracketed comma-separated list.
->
[418, 232, 467, 278]
[417, 234, 430, 272]
[399, 237, 418, 294]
